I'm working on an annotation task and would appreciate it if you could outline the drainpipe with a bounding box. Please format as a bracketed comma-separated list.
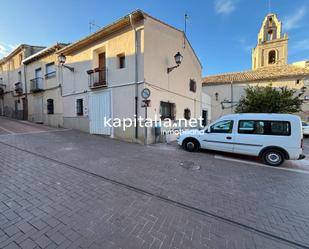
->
[23, 60, 28, 120]
[129, 14, 139, 140]
[231, 81, 233, 112]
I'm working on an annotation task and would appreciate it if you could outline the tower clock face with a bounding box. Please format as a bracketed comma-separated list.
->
[141, 88, 151, 99]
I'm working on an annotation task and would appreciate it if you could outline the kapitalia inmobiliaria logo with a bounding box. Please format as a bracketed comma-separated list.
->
[103, 114, 205, 132]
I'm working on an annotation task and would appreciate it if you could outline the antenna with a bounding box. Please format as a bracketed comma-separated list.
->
[184, 13, 189, 35]
[183, 13, 189, 48]
[89, 20, 100, 33]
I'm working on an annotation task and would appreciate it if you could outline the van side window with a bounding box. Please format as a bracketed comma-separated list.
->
[270, 121, 290, 135]
[210, 120, 233, 133]
[238, 121, 264, 134]
[238, 120, 291, 136]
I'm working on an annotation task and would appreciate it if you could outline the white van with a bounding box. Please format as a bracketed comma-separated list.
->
[177, 114, 305, 166]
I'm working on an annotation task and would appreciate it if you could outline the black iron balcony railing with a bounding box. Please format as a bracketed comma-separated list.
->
[45, 71, 56, 79]
[87, 67, 107, 89]
[30, 77, 44, 92]
[15, 82, 23, 95]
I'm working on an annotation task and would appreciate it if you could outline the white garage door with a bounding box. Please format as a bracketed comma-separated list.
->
[89, 90, 111, 135]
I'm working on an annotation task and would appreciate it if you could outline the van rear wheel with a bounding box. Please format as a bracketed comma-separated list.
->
[262, 149, 284, 166]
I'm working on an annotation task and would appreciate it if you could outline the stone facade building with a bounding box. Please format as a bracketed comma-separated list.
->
[203, 13, 309, 121]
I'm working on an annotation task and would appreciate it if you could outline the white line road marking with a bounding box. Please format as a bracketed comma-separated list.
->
[214, 154, 309, 175]
[0, 126, 15, 134]
[0, 129, 70, 136]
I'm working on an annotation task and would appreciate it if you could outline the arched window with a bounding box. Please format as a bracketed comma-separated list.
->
[47, 99, 54, 114]
[268, 50, 276, 64]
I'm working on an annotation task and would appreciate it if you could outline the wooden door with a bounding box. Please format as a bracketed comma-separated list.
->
[98, 52, 106, 83]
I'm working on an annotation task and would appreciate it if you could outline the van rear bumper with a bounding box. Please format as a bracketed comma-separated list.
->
[298, 154, 306, 160]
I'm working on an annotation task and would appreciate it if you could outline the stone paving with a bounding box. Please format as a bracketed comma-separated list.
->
[0, 141, 299, 249]
[1, 117, 309, 248]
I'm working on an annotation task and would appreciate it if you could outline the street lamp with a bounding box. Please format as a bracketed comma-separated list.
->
[58, 53, 74, 72]
[167, 52, 183, 73]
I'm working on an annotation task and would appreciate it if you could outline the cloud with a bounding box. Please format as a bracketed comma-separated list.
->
[236, 37, 253, 52]
[283, 6, 307, 30]
[214, 0, 237, 15]
[292, 39, 309, 51]
[0, 42, 17, 57]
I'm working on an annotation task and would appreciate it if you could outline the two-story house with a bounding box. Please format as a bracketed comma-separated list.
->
[58, 10, 209, 144]
[0, 44, 45, 119]
[23, 43, 67, 127]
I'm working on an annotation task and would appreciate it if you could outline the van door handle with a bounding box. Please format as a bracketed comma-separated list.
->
[226, 136, 232, 140]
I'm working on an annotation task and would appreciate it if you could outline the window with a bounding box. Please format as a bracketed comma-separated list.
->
[238, 120, 291, 136]
[118, 54, 125, 69]
[47, 99, 54, 114]
[45, 63, 56, 78]
[270, 121, 290, 135]
[268, 50, 276, 64]
[184, 108, 191, 120]
[160, 101, 175, 120]
[210, 120, 234, 134]
[189, 79, 196, 92]
[76, 99, 84, 116]
[238, 120, 265, 134]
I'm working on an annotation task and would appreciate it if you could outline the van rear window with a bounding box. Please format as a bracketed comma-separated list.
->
[238, 120, 291, 136]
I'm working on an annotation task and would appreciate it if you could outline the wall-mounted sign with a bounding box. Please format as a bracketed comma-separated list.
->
[142, 99, 151, 108]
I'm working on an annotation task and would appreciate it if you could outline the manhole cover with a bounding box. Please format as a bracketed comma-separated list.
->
[179, 161, 200, 170]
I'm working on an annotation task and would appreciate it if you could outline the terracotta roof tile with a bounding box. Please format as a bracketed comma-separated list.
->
[202, 65, 309, 85]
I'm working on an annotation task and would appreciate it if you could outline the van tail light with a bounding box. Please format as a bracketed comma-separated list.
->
[301, 138, 304, 149]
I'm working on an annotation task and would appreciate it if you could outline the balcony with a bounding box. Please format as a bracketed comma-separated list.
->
[30, 77, 44, 93]
[87, 67, 107, 89]
[45, 71, 56, 79]
[15, 82, 23, 95]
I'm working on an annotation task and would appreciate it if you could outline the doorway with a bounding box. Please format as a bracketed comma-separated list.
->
[22, 98, 28, 120]
[202, 110, 208, 127]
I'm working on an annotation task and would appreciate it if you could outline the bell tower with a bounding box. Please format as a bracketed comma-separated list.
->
[252, 13, 288, 70]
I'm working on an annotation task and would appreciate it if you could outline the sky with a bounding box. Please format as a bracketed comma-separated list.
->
[0, 0, 308, 76]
